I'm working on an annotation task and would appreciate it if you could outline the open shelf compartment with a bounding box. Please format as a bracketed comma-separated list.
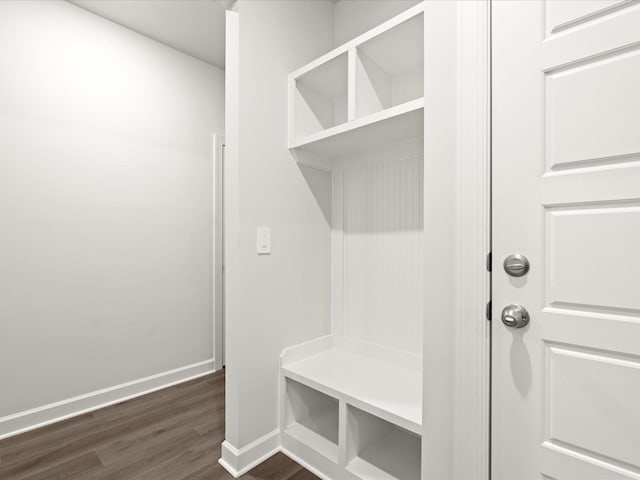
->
[282, 343, 422, 435]
[284, 378, 340, 463]
[288, 2, 424, 158]
[355, 11, 424, 118]
[293, 52, 348, 139]
[289, 98, 423, 157]
[346, 405, 421, 480]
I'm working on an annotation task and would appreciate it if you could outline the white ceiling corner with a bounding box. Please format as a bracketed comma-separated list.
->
[68, 0, 227, 69]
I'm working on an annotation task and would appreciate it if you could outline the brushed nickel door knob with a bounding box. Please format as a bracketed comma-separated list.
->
[501, 304, 530, 328]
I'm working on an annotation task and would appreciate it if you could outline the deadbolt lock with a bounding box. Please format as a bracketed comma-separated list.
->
[503, 253, 530, 277]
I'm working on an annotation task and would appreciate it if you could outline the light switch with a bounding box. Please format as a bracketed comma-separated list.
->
[256, 227, 271, 255]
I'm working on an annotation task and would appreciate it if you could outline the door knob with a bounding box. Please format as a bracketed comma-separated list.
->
[501, 304, 529, 328]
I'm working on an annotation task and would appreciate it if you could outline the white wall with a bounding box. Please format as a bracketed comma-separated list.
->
[223, 0, 334, 458]
[0, 0, 224, 435]
[333, 0, 421, 46]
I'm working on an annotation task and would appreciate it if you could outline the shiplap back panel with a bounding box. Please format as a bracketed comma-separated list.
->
[342, 154, 424, 355]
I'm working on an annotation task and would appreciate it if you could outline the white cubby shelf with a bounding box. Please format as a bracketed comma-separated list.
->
[346, 406, 421, 480]
[279, 336, 422, 480]
[282, 338, 421, 434]
[284, 378, 340, 463]
[282, 3, 425, 478]
[288, 2, 424, 158]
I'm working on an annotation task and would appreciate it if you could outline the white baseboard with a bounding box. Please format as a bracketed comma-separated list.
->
[219, 429, 281, 478]
[218, 437, 343, 480]
[214, 358, 225, 372]
[0, 358, 215, 440]
[280, 447, 334, 480]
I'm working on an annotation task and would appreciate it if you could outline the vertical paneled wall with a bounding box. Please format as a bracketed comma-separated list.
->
[337, 145, 424, 355]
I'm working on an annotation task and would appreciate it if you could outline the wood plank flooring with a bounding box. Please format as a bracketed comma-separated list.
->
[0, 370, 319, 480]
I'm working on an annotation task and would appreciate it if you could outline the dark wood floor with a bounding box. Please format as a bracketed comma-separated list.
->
[0, 370, 318, 480]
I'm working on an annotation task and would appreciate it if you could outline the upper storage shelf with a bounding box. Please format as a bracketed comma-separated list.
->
[288, 3, 424, 157]
[293, 52, 349, 139]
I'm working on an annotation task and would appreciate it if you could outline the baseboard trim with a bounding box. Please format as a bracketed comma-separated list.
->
[0, 358, 215, 440]
[218, 431, 344, 479]
[280, 447, 333, 480]
[219, 429, 281, 478]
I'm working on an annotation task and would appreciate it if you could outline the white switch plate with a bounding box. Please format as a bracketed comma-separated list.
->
[256, 227, 271, 255]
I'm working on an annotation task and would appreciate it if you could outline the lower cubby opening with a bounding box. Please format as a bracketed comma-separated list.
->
[346, 405, 421, 480]
[284, 378, 340, 462]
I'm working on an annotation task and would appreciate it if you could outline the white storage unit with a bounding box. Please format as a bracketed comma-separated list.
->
[292, 52, 349, 139]
[287, 3, 424, 157]
[281, 3, 425, 478]
[284, 378, 340, 463]
[354, 11, 424, 117]
[346, 405, 422, 480]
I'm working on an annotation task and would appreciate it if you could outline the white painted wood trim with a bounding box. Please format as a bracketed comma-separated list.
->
[280, 334, 335, 367]
[422, 2, 491, 477]
[222, 7, 241, 449]
[280, 446, 343, 480]
[280, 339, 422, 435]
[456, 0, 493, 469]
[290, 2, 425, 79]
[422, 2, 460, 476]
[213, 133, 225, 372]
[347, 48, 357, 122]
[219, 429, 281, 478]
[453, 1, 491, 478]
[338, 400, 348, 467]
[287, 2, 425, 151]
[289, 97, 424, 151]
[0, 359, 215, 440]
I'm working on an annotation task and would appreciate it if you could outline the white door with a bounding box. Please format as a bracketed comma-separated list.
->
[492, 1, 640, 479]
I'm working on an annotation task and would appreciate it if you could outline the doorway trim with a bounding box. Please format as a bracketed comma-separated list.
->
[452, 1, 491, 478]
[213, 133, 226, 372]
[422, 2, 491, 478]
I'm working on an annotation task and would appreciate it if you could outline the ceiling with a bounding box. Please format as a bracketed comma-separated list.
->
[69, 0, 230, 69]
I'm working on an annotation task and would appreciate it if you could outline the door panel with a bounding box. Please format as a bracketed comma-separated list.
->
[546, 204, 640, 310]
[544, 0, 631, 35]
[546, 344, 640, 467]
[546, 49, 640, 169]
[492, 1, 640, 479]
